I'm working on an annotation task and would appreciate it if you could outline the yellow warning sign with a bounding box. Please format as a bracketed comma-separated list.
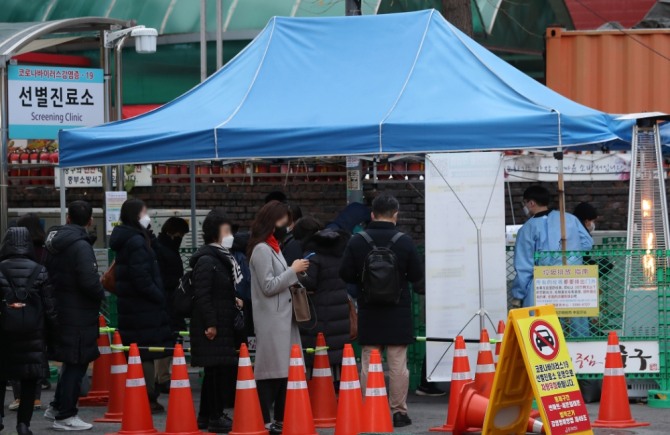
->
[534, 265, 599, 317]
[482, 305, 593, 435]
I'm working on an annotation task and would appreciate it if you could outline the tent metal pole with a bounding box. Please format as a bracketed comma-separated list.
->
[190, 162, 197, 248]
[59, 168, 66, 225]
[216, 0, 223, 70]
[0, 66, 9, 234]
[200, 0, 207, 82]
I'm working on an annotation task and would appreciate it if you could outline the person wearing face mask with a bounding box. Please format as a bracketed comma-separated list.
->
[573, 202, 598, 234]
[109, 199, 173, 414]
[152, 217, 189, 394]
[248, 201, 309, 434]
[189, 211, 242, 433]
[510, 187, 593, 322]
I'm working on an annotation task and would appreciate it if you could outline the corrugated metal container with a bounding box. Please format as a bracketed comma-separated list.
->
[546, 26, 670, 114]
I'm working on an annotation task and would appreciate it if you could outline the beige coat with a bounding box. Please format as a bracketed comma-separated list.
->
[249, 242, 302, 380]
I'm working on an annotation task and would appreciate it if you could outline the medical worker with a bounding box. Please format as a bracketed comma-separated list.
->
[510, 186, 593, 336]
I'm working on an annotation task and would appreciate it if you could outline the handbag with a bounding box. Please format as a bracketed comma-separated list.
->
[101, 261, 116, 294]
[289, 282, 311, 322]
[347, 298, 358, 340]
[233, 306, 246, 331]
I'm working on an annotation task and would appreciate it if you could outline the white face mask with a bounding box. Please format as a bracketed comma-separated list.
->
[588, 222, 596, 232]
[139, 214, 151, 229]
[221, 234, 234, 249]
[523, 205, 531, 217]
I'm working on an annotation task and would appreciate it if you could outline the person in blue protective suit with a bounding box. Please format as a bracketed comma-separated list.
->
[510, 186, 593, 337]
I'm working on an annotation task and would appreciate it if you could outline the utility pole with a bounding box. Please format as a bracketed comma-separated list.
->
[345, 0, 363, 204]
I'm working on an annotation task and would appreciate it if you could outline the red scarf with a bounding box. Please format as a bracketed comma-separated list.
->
[266, 234, 280, 253]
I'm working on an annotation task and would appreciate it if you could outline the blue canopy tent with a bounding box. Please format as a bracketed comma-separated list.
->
[58, 9, 652, 167]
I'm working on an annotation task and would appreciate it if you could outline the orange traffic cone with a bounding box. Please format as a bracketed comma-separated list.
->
[283, 344, 317, 435]
[80, 315, 111, 406]
[162, 344, 200, 435]
[430, 335, 472, 432]
[454, 383, 544, 435]
[473, 329, 495, 398]
[592, 332, 650, 428]
[230, 344, 268, 435]
[307, 333, 337, 428]
[106, 343, 157, 435]
[362, 350, 393, 433]
[494, 320, 505, 366]
[95, 331, 126, 423]
[334, 344, 363, 435]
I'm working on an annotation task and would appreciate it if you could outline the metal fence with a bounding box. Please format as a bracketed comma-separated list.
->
[508, 247, 668, 391]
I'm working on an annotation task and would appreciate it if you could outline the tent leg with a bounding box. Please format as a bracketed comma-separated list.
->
[190, 162, 197, 248]
[60, 168, 67, 225]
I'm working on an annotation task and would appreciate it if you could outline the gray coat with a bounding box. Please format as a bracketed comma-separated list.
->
[250, 243, 302, 380]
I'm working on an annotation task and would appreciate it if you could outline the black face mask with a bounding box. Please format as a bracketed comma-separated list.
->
[273, 226, 288, 242]
[88, 232, 97, 245]
[172, 236, 183, 249]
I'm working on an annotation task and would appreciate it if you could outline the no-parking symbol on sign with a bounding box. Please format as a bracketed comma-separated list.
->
[529, 319, 559, 361]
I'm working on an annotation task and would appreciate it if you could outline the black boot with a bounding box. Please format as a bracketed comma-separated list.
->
[197, 415, 208, 430]
[208, 416, 233, 433]
[17, 422, 33, 435]
[0, 415, 4, 431]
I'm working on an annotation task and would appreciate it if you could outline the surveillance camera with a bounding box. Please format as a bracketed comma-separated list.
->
[131, 27, 158, 54]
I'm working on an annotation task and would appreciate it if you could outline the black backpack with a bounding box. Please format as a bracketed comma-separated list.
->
[359, 231, 404, 305]
[0, 263, 44, 333]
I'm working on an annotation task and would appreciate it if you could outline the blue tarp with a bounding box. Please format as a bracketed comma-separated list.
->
[59, 10, 658, 167]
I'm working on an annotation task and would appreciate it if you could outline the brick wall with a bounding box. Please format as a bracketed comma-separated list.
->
[8, 179, 637, 245]
[505, 181, 631, 230]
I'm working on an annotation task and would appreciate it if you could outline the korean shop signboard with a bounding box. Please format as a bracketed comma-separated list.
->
[7, 65, 104, 139]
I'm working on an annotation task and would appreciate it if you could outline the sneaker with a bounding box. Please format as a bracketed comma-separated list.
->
[208, 416, 233, 433]
[393, 412, 412, 428]
[8, 399, 20, 411]
[266, 422, 283, 435]
[197, 416, 209, 430]
[34, 400, 42, 410]
[44, 405, 57, 421]
[415, 384, 447, 397]
[52, 415, 93, 431]
[149, 401, 165, 414]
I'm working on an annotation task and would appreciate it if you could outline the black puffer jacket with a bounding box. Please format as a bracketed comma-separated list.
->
[299, 229, 351, 366]
[189, 245, 239, 367]
[153, 233, 185, 332]
[109, 225, 173, 360]
[339, 221, 424, 345]
[45, 224, 104, 364]
[0, 227, 57, 379]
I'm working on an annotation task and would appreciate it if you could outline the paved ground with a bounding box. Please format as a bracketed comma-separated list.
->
[5, 375, 669, 434]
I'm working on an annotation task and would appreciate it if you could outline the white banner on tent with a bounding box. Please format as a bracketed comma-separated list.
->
[425, 152, 508, 381]
[503, 152, 632, 182]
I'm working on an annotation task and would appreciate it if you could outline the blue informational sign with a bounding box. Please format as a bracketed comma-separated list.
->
[8, 65, 104, 139]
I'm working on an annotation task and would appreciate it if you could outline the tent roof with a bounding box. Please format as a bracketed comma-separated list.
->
[59, 10, 639, 167]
